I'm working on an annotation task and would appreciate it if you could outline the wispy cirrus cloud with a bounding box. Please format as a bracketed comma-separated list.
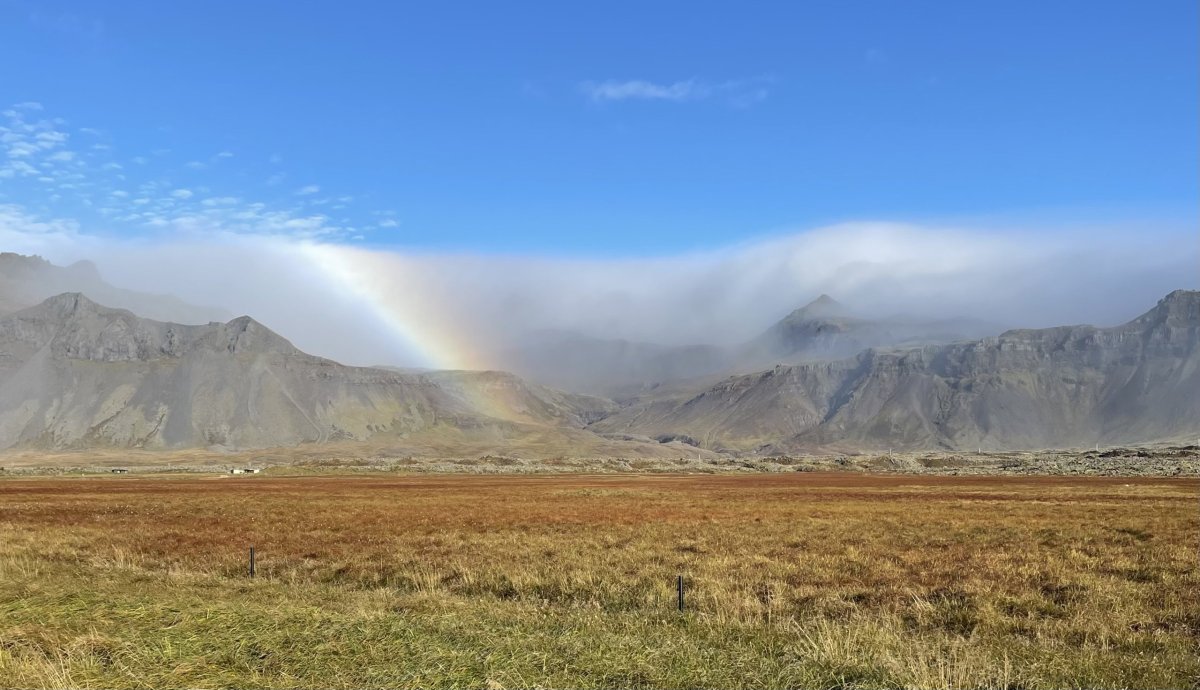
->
[580, 77, 771, 107]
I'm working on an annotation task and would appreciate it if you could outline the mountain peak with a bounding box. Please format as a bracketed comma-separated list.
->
[39, 291, 102, 315]
[1160, 289, 1200, 305]
[807, 293, 841, 310]
[785, 294, 846, 321]
[1134, 289, 1200, 327]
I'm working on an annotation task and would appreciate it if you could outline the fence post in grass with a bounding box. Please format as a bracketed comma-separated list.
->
[676, 575, 685, 612]
[249, 546, 256, 578]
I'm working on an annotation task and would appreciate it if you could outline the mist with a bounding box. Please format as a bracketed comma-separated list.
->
[2, 207, 1196, 370]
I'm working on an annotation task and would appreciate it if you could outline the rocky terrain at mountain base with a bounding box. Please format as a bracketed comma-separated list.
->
[2, 444, 1195, 477]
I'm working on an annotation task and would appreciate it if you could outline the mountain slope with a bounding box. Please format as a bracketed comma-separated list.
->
[592, 291, 1200, 452]
[0, 294, 612, 450]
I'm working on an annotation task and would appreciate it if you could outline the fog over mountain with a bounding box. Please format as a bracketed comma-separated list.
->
[594, 290, 1200, 452]
[1, 205, 1196, 372]
[0, 286, 1194, 453]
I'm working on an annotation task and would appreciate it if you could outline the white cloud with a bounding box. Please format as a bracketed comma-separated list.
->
[201, 196, 240, 207]
[171, 188, 194, 199]
[185, 160, 206, 169]
[4, 160, 38, 176]
[581, 77, 771, 106]
[216, 150, 234, 158]
[35, 131, 68, 146]
[1, 204, 1194, 370]
[7, 141, 40, 157]
[582, 79, 702, 102]
[378, 218, 399, 228]
[295, 184, 320, 196]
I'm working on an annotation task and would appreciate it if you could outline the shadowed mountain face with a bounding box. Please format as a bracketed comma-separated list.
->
[590, 291, 1200, 452]
[0, 294, 613, 450]
[0, 253, 232, 324]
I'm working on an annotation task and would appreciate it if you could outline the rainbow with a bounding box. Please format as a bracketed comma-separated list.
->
[297, 243, 548, 425]
[298, 242, 487, 372]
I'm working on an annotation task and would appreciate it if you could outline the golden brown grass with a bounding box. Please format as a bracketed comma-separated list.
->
[0, 473, 1196, 688]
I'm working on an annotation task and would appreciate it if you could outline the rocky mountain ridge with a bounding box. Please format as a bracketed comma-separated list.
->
[591, 290, 1200, 452]
[0, 276, 1195, 454]
[0, 294, 621, 450]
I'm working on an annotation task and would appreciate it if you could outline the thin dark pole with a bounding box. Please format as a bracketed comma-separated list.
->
[676, 575, 684, 612]
[249, 546, 256, 578]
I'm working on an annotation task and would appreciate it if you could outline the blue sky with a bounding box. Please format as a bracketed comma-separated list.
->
[0, 0, 1196, 256]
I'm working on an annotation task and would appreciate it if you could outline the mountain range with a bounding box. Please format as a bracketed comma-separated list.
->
[500, 294, 998, 398]
[593, 290, 1200, 452]
[0, 253, 1195, 455]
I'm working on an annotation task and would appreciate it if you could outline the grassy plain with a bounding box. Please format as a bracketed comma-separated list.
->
[0, 472, 1196, 688]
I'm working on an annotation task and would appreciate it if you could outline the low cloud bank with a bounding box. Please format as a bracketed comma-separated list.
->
[1, 205, 1195, 369]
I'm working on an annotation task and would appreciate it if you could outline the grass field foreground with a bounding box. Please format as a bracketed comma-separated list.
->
[0, 473, 1197, 688]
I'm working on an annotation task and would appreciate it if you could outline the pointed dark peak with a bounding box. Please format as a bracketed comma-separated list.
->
[221, 314, 300, 355]
[41, 292, 97, 313]
[806, 294, 842, 312]
[783, 294, 846, 322]
[226, 314, 262, 329]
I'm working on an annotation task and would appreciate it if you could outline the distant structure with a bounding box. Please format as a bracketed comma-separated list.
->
[230, 468, 261, 475]
[110, 468, 128, 474]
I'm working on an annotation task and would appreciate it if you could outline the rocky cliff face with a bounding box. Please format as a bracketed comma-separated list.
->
[591, 291, 1200, 452]
[0, 294, 608, 450]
